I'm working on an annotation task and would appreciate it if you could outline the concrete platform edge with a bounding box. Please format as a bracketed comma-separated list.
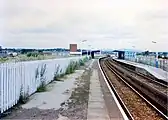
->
[98, 58, 129, 120]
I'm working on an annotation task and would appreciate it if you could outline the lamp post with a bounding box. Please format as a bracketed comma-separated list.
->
[88, 45, 91, 56]
[152, 41, 159, 68]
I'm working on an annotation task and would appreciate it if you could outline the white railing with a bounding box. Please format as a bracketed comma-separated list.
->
[126, 56, 168, 72]
[0, 56, 83, 113]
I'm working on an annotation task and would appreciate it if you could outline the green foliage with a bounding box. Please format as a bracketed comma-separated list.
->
[37, 64, 47, 92]
[53, 64, 60, 81]
[27, 53, 32, 57]
[0, 57, 9, 63]
[79, 56, 89, 66]
[65, 57, 90, 75]
[37, 81, 46, 92]
[19, 85, 29, 104]
[79, 59, 85, 66]
[35, 67, 39, 79]
[83, 56, 89, 62]
[74, 61, 80, 69]
[58, 69, 65, 78]
[27, 52, 39, 57]
[59, 73, 65, 78]
[65, 61, 78, 74]
[40, 64, 46, 79]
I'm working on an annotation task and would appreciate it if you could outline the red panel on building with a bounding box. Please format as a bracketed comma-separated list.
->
[70, 44, 77, 52]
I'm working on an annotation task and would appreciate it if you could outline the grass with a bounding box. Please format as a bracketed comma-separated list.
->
[79, 56, 90, 66]
[0, 57, 9, 63]
[37, 81, 46, 92]
[53, 65, 63, 81]
[19, 85, 29, 104]
[65, 57, 90, 74]
[53, 56, 89, 81]
[65, 61, 79, 74]
[36, 64, 47, 92]
[0, 54, 56, 63]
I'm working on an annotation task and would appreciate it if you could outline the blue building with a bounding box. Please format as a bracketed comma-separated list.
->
[113, 49, 142, 60]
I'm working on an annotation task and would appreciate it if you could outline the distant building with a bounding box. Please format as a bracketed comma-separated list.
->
[69, 44, 81, 55]
[113, 49, 142, 60]
[70, 44, 77, 52]
[42, 51, 53, 56]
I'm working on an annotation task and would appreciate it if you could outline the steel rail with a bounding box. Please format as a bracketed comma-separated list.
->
[100, 57, 168, 120]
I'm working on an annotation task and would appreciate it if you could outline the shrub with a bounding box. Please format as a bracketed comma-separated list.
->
[53, 64, 60, 81]
[37, 81, 46, 92]
[37, 64, 47, 92]
[79, 59, 85, 66]
[27, 53, 32, 57]
[0, 58, 9, 63]
[27, 52, 39, 57]
[19, 85, 29, 104]
[65, 61, 76, 74]
[74, 61, 80, 69]
[58, 69, 65, 78]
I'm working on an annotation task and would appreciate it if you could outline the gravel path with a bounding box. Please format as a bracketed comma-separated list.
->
[2, 60, 93, 120]
[58, 68, 91, 120]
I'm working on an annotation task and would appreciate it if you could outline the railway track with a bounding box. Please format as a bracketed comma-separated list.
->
[99, 57, 168, 120]
[111, 58, 168, 87]
[106, 58, 168, 114]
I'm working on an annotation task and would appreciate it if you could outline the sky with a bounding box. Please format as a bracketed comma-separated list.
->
[0, 0, 168, 51]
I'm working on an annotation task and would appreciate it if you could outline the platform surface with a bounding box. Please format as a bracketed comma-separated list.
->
[115, 59, 168, 82]
[87, 70, 110, 120]
[87, 59, 124, 120]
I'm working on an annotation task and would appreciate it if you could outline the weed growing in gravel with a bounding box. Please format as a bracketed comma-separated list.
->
[79, 59, 85, 66]
[53, 64, 62, 81]
[65, 61, 80, 74]
[79, 56, 90, 66]
[37, 64, 47, 92]
[19, 85, 29, 104]
[58, 69, 65, 78]
[83, 56, 90, 62]
[65, 61, 75, 74]
[75, 61, 80, 69]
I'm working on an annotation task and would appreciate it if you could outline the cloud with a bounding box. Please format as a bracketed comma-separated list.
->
[1, 0, 168, 51]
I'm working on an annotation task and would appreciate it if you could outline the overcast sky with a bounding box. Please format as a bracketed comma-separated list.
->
[0, 0, 168, 51]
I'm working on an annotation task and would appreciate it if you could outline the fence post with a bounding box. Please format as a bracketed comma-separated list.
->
[1, 64, 5, 113]
[0, 64, 3, 113]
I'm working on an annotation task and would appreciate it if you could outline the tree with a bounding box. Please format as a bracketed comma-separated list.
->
[144, 51, 149, 56]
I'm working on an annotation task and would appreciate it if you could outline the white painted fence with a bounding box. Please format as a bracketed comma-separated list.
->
[0, 56, 83, 113]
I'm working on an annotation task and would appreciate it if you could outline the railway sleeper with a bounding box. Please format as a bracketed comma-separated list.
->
[105, 60, 168, 116]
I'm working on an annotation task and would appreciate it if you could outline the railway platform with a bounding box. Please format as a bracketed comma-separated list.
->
[3, 58, 127, 120]
[114, 59, 168, 82]
[87, 59, 126, 120]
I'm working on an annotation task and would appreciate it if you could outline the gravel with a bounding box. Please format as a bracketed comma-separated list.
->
[58, 68, 91, 120]
[101, 60, 164, 120]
